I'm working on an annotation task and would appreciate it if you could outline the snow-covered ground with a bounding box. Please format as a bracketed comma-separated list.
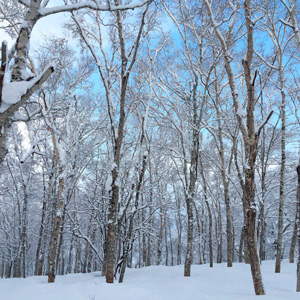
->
[0, 260, 298, 300]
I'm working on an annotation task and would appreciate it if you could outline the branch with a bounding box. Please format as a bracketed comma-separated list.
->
[126, 3, 149, 75]
[256, 110, 274, 137]
[279, 18, 295, 29]
[1, 64, 54, 118]
[72, 228, 103, 263]
[254, 49, 279, 70]
[17, 0, 30, 7]
[39, 0, 152, 17]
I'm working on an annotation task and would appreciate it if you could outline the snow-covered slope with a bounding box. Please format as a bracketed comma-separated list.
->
[0, 260, 298, 300]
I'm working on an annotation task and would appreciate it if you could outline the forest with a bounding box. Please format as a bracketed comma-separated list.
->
[0, 0, 300, 297]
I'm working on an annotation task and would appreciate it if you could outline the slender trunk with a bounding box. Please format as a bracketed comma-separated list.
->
[224, 184, 232, 267]
[241, 0, 265, 294]
[199, 153, 213, 267]
[20, 186, 28, 278]
[175, 187, 182, 265]
[194, 203, 202, 264]
[232, 222, 235, 262]
[289, 218, 297, 263]
[146, 161, 153, 267]
[138, 218, 142, 268]
[246, 204, 264, 295]
[104, 178, 118, 283]
[215, 98, 233, 267]
[146, 230, 151, 267]
[55, 205, 66, 274]
[296, 164, 300, 291]
[169, 222, 174, 266]
[66, 236, 74, 274]
[217, 202, 223, 264]
[35, 172, 48, 275]
[164, 214, 169, 266]
[259, 205, 266, 262]
[157, 207, 163, 265]
[119, 153, 147, 282]
[207, 201, 213, 268]
[275, 64, 286, 274]
[142, 197, 147, 266]
[184, 197, 194, 276]
[239, 227, 244, 263]
[47, 170, 64, 283]
[75, 241, 81, 273]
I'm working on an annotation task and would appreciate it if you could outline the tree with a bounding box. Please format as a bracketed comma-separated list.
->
[0, 0, 151, 163]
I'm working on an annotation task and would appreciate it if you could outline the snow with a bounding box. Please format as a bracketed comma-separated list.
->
[39, 1, 149, 17]
[0, 62, 56, 113]
[2, 81, 31, 105]
[0, 260, 298, 300]
[105, 174, 112, 192]
[236, 97, 245, 118]
[57, 143, 66, 166]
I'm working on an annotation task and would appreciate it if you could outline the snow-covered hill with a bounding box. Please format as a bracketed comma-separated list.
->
[0, 260, 298, 300]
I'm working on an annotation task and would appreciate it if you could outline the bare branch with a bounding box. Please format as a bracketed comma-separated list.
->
[256, 110, 274, 138]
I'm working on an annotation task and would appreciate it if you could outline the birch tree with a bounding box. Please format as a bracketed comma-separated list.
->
[0, 0, 151, 163]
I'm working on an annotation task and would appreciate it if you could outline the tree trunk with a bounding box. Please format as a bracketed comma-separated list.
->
[66, 236, 74, 274]
[157, 207, 163, 265]
[275, 60, 286, 274]
[239, 227, 245, 263]
[207, 201, 213, 268]
[175, 187, 182, 265]
[216, 202, 223, 264]
[55, 205, 66, 274]
[199, 152, 213, 268]
[194, 203, 203, 264]
[184, 198, 194, 276]
[296, 164, 300, 291]
[289, 219, 297, 263]
[246, 205, 264, 295]
[214, 96, 233, 267]
[20, 186, 28, 278]
[119, 152, 147, 282]
[164, 214, 169, 266]
[259, 206, 266, 262]
[35, 171, 48, 275]
[47, 171, 65, 283]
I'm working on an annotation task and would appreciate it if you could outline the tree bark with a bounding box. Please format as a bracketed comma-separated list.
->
[296, 164, 300, 291]
[47, 170, 64, 283]
[289, 218, 297, 263]
[184, 197, 194, 276]
[275, 55, 286, 274]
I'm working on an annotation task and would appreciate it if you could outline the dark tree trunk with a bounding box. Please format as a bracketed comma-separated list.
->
[296, 164, 300, 291]
[289, 219, 297, 263]
[184, 198, 194, 276]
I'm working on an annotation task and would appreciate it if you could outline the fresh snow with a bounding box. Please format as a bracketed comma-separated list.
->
[2, 81, 31, 105]
[105, 174, 113, 192]
[0, 260, 298, 300]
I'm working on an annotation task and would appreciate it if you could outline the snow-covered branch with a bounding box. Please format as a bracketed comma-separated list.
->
[0, 64, 54, 116]
[39, 0, 152, 17]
